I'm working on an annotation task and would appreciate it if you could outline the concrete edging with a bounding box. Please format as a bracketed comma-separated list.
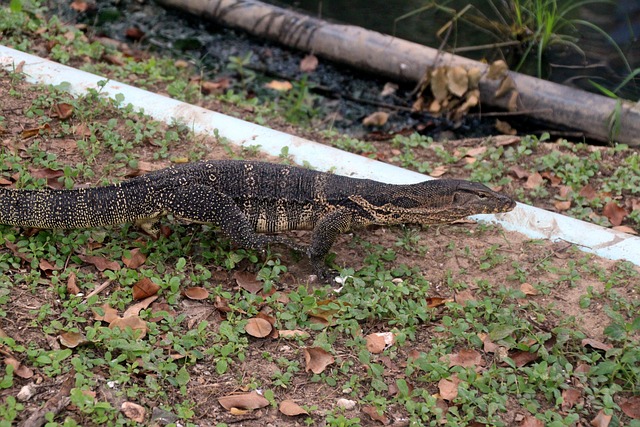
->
[1, 45, 639, 266]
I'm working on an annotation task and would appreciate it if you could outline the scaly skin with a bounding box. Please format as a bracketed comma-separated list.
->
[0, 160, 516, 278]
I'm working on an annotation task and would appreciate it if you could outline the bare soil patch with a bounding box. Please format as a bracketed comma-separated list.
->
[1, 68, 639, 425]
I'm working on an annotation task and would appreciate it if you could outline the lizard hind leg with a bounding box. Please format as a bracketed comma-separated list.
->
[160, 186, 307, 253]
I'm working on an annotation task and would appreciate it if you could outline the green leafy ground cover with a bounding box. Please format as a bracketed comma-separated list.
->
[0, 3, 639, 426]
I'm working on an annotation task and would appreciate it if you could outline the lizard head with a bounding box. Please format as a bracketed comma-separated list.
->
[360, 179, 516, 225]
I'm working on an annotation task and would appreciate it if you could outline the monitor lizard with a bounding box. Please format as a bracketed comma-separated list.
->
[0, 160, 516, 279]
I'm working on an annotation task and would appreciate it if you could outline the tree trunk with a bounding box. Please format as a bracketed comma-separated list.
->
[157, 0, 640, 146]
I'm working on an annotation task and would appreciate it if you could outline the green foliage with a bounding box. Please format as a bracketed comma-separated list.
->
[429, 0, 630, 82]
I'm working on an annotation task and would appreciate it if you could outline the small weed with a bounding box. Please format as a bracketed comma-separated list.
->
[226, 52, 256, 90]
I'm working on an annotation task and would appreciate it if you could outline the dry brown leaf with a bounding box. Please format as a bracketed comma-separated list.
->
[465, 147, 486, 158]
[109, 315, 148, 339]
[72, 123, 91, 138]
[245, 317, 272, 338]
[66, 272, 80, 295]
[184, 287, 209, 300]
[70, 0, 89, 12]
[519, 283, 538, 296]
[479, 333, 499, 353]
[438, 375, 460, 401]
[455, 289, 476, 306]
[509, 165, 530, 179]
[581, 338, 613, 351]
[467, 67, 482, 89]
[21, 124, 51, 139]
[495, 119, 517, 135]
[620, 396, 640, 419]
[58, 332, 87, 348]
[123, 295, 159, 318]
[574, 363, 591, 375]
[561, 388, 582, 411]
[304, 347, 334, 374]
[590, 409, 612, 427]
[495, 75, 516, 98]
[122, 248, 146, 269]
[365, 332, 395, 354]
[448, 349, 482, 368]
[579, 184, 598, 200]
[430, 165, 448, 177]
[79, 254, 121, 271]
[510, 350, 539, 367]
[201, 78, 232, 94]
[507, 90, 519, 111]
[525, 173, 544, 189]
[265, 80, 293, 91]
[456, 90, 479, 114]
[134, 161, 161, 173]
[103, 53, 125, 66]
[51, 103, 74, 120]
[5, 240, 32, 262]
[428, 99, 442, 114]
[214, 295, 232, 313]
[300, 54, 319, 72]
[279, 400, 309, 416]
[125, 27, 144, 40]
[308, 300, 342, 325]
[5, 357, 34, 379]
[363, 111, 389, 127]
[148, 302, 177, 322]
[520, 415, 545, 427]
[603, 201, 627, 226]
[132, 277, 160, 300]
[30, 168, 64, 180]
[430, 67, 449, 101]
[121, 402, 146, 423]
[380, 82, 398, 97]
[446, 66, 469, 97]
[612, 225, 638, 234]
[487, 60, 508, 79]
[554, 200, 571, 212]
[540, 171, 562, 187]
[362, 405, 389, 424]
[218, 391, 269, 411]
[558, 185, 572, 198]
[426, 297, 453, 308]
[234, 271, 263, 294]
[255, 310, 275, 323]
[93, 303, 119, 323]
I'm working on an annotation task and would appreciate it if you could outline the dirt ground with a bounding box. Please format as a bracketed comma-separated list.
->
[1, 65, 639, 426]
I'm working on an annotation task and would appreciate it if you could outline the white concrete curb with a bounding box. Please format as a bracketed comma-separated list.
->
[1, 46, 639, 266]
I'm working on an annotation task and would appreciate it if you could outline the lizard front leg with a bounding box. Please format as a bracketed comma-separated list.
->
[160, 186, 305, 252]
[308, 208, 356, 280]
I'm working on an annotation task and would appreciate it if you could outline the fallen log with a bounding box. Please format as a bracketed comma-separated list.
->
[158, 0, 640, 146]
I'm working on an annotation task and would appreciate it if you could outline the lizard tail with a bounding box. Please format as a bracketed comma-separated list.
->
[0, 184, 158, 230]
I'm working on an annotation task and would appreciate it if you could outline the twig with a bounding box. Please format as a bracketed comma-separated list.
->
[22, 369, 75, 427]
[83, 279, 113, 302]
[468, 109, 553, 118]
